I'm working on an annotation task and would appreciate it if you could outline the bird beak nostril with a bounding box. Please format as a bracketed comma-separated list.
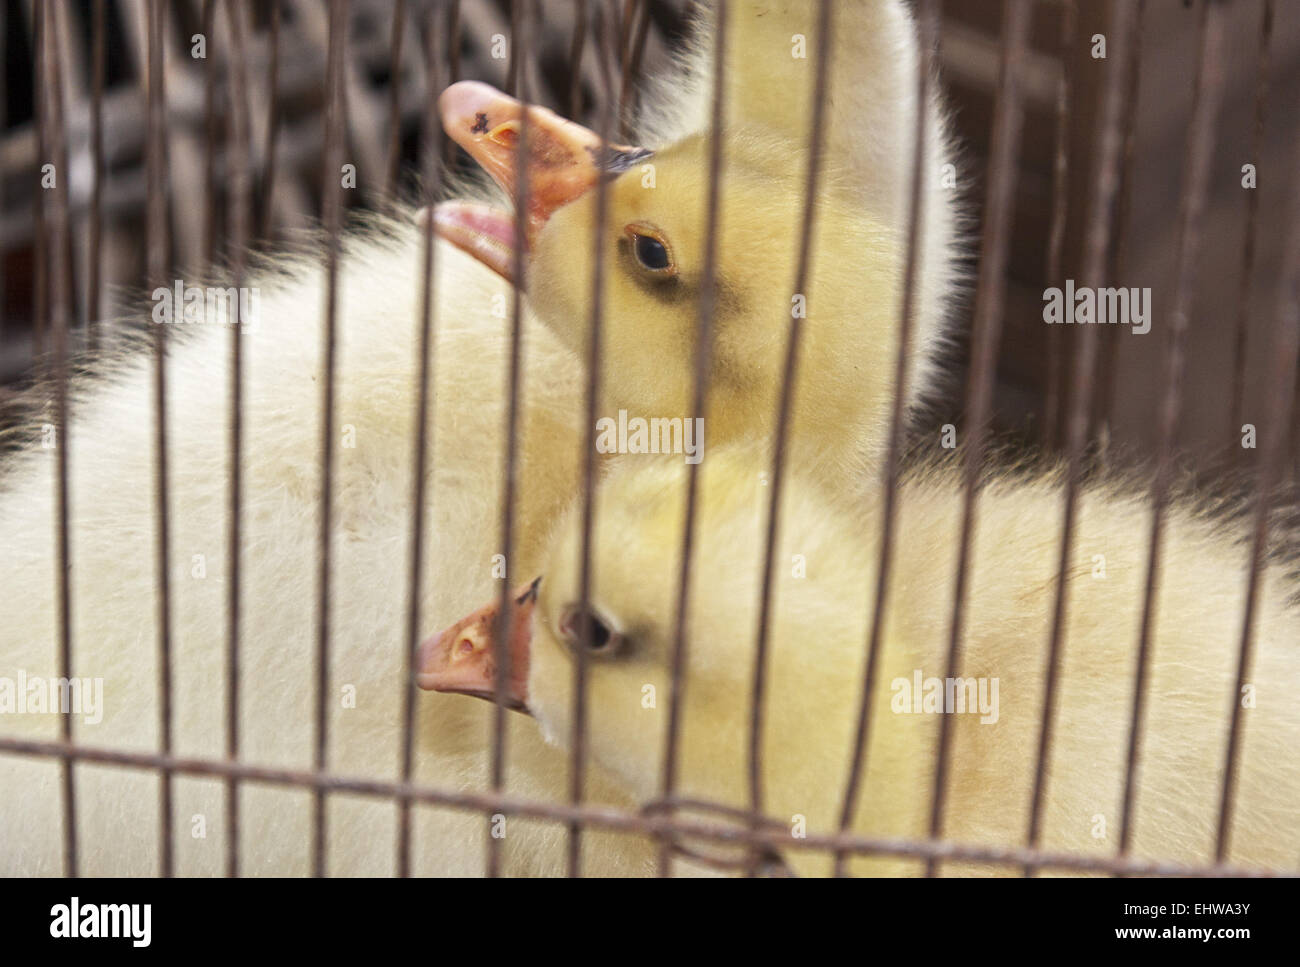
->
[487, 122, 520, 149]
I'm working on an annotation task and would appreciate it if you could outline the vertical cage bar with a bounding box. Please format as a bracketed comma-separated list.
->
[566, 1, 617, 878]
[1024, 0, 1136, 877]
[833, 0, 937, 878]
[51, 1, 76, 328]
[314, 0, 350, 878]
[222, 0, 253, 880]
[487, 0, 535, 879]
[1118, 0, 1230, 861]
[86, 0, 105, 347]
[144, 0, 175, 878]
[33, 2, 48, 369]
[42, 0, 78, 880]
[202, 0, 218, 267]
[1215, 132, 1300, 864]
[258, 1, 282, 241]
[749, 0, 833, 871]
[925, 0, 1032, 879]
[1094, 0, 1147, 452]
[398, 1, 444, 880]
[384, 0, 407, 199]
[442, 0, 462, 167]
[569, 0, 588, 120]
[617, 0, 632, 61]
[0, 1, 5, 351]
[506, 0, 521, 97]
[658, 0, 728, 878]
[1229, 0, 1274, 454]
[1042, 0, 1075, 449]
[1291, 356, 1300, 480]
[447, 0, 462, 84]
[618, 0, 651, 141]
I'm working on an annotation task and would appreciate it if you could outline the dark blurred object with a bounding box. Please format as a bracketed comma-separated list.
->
[0, 0, 691, 387]
[937, 0, 1300, 470]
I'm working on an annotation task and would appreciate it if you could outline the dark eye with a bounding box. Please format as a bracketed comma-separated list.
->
[559, 606, 625, 657]
[625, 225, 675, 275]
[634, 234, 670, 270]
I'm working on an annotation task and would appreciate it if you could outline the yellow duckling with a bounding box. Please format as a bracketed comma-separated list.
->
[0, 223, 654, 876]
[421, 449, 1300, 876]
[431, 0, 960, 487]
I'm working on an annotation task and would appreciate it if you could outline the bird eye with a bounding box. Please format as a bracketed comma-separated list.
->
[625, 224, 675, 275]
[559, 605, 624, 657]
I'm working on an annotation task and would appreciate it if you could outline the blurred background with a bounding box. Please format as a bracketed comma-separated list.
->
[2, 0, 1298, 477]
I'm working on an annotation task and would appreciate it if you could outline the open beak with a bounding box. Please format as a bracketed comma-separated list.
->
[427, 80, 652, 282]
[416, 577, 541, 714]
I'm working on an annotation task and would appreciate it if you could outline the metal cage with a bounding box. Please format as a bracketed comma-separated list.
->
[1, 0, 1298, 878]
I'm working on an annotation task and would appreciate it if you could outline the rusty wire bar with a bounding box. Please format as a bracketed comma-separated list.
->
[658, 0, 728, 879]
[1024, 0, 1137, 879]
[0, 2, 5, 349]
[1094, 0, 1147, 451]
[384, 0, 407, 199]
[1118, 0, 1230, 862]
[144, 0, 176, 879]
[258, 1, 282, 242]
[1292, 367, 1300, 481]
[749, 0, 834, 872]
[925, 0, 1032, 879]
[49, 3, 76, 328]
[566, 2, 619, 878]
[50, 2, 76, 329]
[0, 734, 1285, 878]
[86, 0, 106, 347]
[397, 1, 445, 881]
[617, 0, 633, 60]
[833, 0, 937, 879]
[1042, 0, 1075, 449]
[202, 0, 218, 267]
[1215, 130, 1300, 865]
[442, 0, 463, 168]
[314, 0, 350, 878]
[446, 1, 462, 96]
[569, 0, 589, 119]
[222, 0, 253, 880]
[506, 0, 521, 97]
[32, 3, 48, 368]
[1229, 0, 1275, 454]
[619, 0, 652, 141]
[39, 0, 78, 880]
[487, 0, 536, 879]
[447, 0, 462, 82]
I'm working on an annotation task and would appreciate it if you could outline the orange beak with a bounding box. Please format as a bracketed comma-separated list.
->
[428, 80, 652, 282]
[416, 577, 540, 713]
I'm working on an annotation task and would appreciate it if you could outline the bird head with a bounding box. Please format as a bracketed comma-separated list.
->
[432, 81, 907, 470]
[415, 451, 879, 817]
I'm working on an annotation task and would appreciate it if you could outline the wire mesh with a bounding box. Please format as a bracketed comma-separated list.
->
[0, 0, 1297, 879]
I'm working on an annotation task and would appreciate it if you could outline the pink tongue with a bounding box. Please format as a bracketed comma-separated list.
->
[433, 202, 517, 249]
